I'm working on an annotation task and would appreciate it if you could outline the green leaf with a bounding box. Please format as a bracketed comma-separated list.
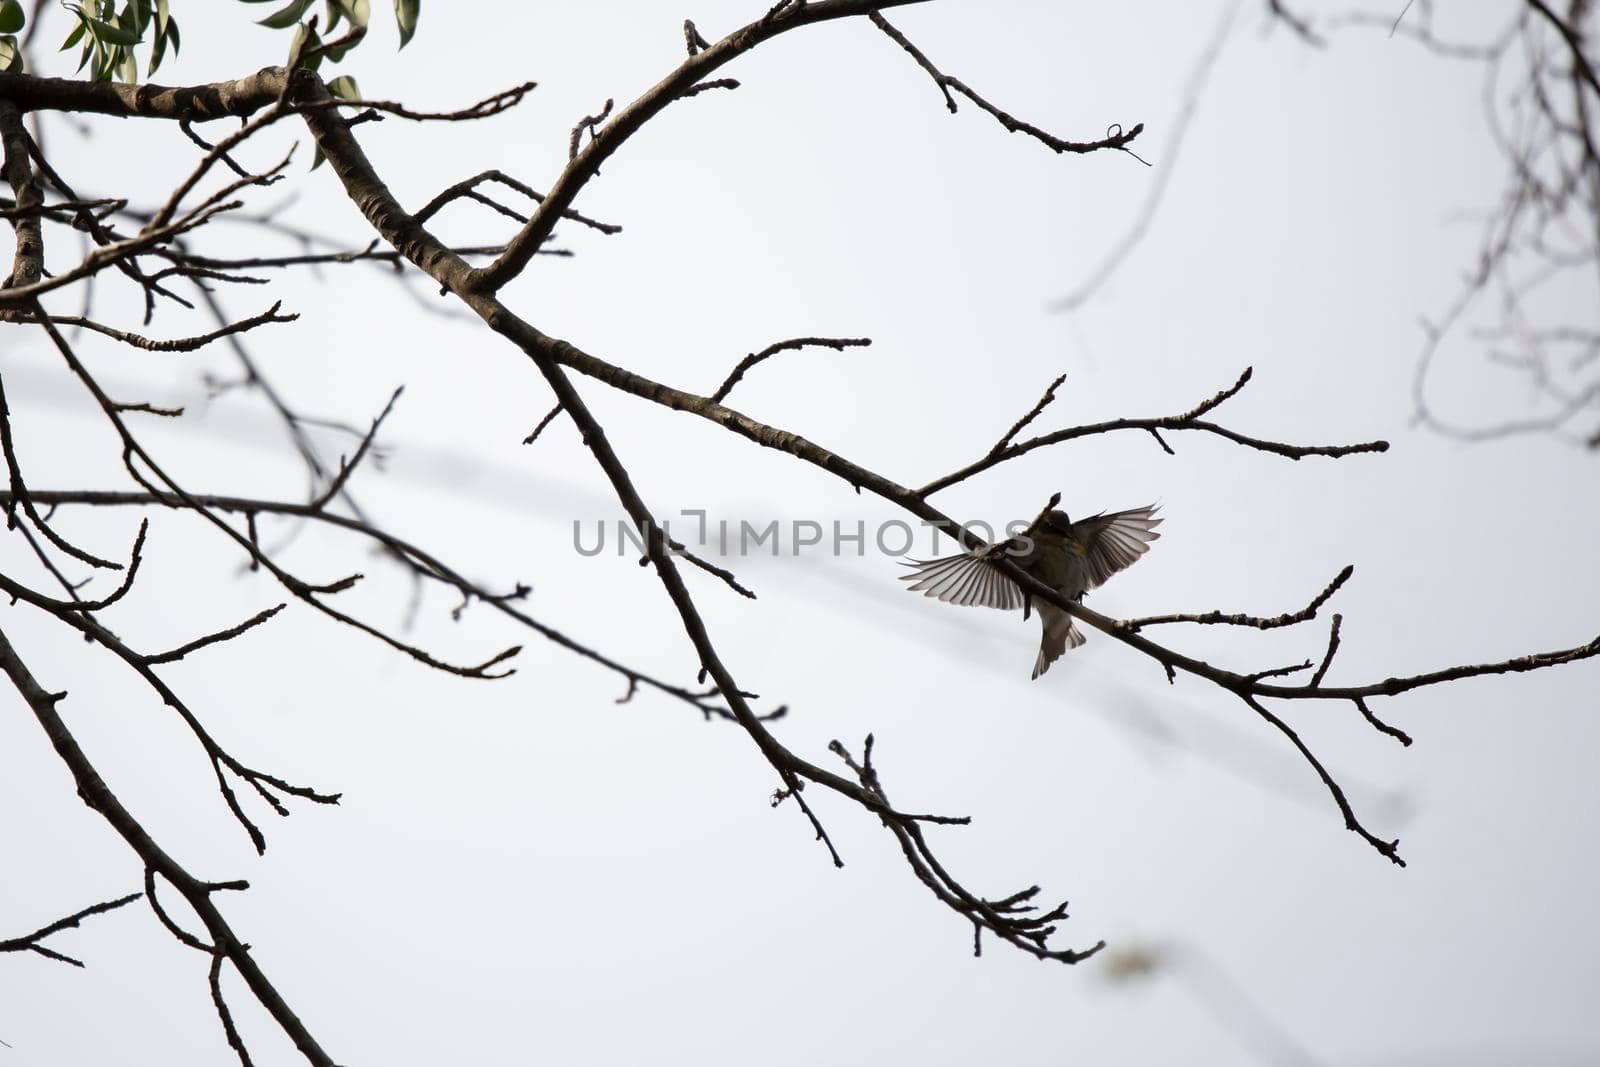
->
[291, 20, 328, 70]
[335, 0, 369, 27]
[154, 0, 169, 36]
[88, 16, 141, 45]
[310, 143, 327, 170]
[318, 31, 360, 63]
[0, 1, 26, 36]
[148, 20, 167, 74]
[60, 18, 87, 50]
[257, 0, 314, 29]
[394, 0, 418, 48]
[0, 36, 22, 73]
[323, 0, 343, 30]
[118, 0, 144, 36]
[326, 74, 360, 101]
[165, 15, 179, 54]
[90, 44, 116, 81]
[116, 43, 137, 83]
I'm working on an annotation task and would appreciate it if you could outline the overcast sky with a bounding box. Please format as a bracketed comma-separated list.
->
[2, 2, 1598, 1065]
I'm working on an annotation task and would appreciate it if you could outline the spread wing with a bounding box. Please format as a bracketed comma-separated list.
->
[898, 547, 1024, 610]
[1070, 505, 1162, 588]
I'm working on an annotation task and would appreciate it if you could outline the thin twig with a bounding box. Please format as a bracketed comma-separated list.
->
[871, 13, 1147, 159]
[989, 373, 1065, 456]
[711, 336, 871, 403]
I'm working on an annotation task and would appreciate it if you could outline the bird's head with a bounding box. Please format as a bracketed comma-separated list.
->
[1039, 509, 1073, 535]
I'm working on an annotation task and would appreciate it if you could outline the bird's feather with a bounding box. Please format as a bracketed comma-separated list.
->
[1069, 505, 1162, 589]
[898, 548, 1024, 610]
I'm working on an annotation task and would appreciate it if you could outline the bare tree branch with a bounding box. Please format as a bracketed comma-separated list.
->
[870, 12, 1148, 161]
[0, 626, 340, 1065]
[711, 336, 872, 403]
[0, 9, 1594, 1059]
[0, 893, 142, 968]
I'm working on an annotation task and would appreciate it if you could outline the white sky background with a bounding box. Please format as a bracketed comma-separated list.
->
[1, 1, 1598, 1064]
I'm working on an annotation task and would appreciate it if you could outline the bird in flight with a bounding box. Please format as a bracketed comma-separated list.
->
[900, 503, 1162, 678]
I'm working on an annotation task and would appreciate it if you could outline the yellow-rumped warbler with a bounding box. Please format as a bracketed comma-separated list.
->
[900, 505, 1161, 679]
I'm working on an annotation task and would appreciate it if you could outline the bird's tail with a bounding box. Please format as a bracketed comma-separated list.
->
[1033, 603, 1086, 679]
